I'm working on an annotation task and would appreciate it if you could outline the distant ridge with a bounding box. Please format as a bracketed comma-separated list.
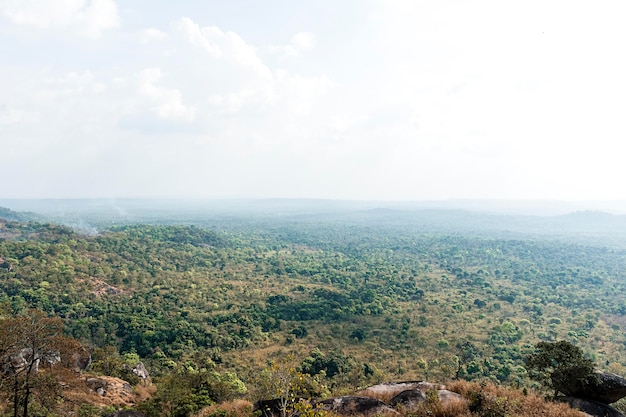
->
[558, 210, 618, 220]
[0, 206, 46, 223]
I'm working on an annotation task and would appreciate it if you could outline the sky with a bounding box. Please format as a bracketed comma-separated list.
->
[1, 0, 626, 201]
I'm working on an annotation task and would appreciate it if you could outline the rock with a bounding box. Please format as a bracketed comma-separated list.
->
[388, 388, 463, 409]
[565, 372, 626, 404]
[86, 377, 108, 395]
[389, 389, 427, 409]
[438, 389, 465, 404]
[42, 350, 61, 367]
[2, 348, 38, 374]
[357, 381, 445, 401]
[71, 346, 92, 373]
[316, 396, 399, 416]
[132, 362, 150, 380]
[86, 376, 134, 402]
[561, 397, 625, 417]
[2, 348, 60, 375]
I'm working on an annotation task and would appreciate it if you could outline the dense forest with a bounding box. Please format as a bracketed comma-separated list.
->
[2, 201, 626, 416]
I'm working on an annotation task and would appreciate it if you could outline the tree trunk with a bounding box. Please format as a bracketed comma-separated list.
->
[22, 383, 30, 417]
[13, 377, 19, 417]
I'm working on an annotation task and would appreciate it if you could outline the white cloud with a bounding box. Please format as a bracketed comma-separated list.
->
[139, 28, 167, 44]
[268, 32, 316, 57]
[159, 17, 329, 122]
[0, 0, 119, 38]
[137, 68, 196, 122]
[5, 3, 626, 200]
[172, 17, 223, 57]
[276, 73, 331, 115]
[172, 17, 272, 81]
[291, 32, 315, 51]
[0, 106, 36, 124]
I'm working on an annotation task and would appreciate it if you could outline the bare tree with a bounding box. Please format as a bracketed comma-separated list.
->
[0, 310, 71, 417]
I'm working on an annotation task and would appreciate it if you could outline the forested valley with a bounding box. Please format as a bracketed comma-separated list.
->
[2, 201, 626, 417]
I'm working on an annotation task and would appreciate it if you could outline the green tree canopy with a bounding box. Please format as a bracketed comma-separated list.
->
[525, 340, 597, 398]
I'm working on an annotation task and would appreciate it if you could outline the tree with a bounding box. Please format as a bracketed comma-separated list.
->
[252, 355, 325, 417]
[455, 341, 480, 379]
[139, 363, 246, 417]
[525, 340, 598, 398]
[0, 309, 76, 417]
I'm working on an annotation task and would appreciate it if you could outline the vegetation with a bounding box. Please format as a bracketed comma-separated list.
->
[2, 204, 626, 415]
[0, 309, 83, 417]
[525, 340, 598, 399]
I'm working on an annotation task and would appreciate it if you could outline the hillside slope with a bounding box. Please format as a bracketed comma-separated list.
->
[2, 216, 626, 390]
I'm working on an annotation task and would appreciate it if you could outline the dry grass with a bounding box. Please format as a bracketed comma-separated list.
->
[445, 380, 586, 417]
[402, 399, 472, 417]
[193, 399, 253, 417]
[61, 374, 137, 409]
[133, 381, 157, 403]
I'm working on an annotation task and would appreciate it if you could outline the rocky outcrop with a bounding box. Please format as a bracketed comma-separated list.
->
[357, 381, 445, 401]
[86, 377, 108, 396]
[123, 362, 150, 380]
[253, 382, 465, 417]
[556, 371, 626, 417]
[561, 397, 625, 417]
[437, 389, 465, 404]
[2, 348, 60, 375]
[70, 346, 92, 373]
[132, 362, 150, 379]
[565, 372, 626, 404]
[388, 388, 465, 411]
[316, 396, 399, 416]
[85, 376, 134, 403]
[389, 389, 427, 409]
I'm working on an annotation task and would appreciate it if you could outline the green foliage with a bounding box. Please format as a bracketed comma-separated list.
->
[525, 340, 598, 398]
[251, 354, 328, 417]
[300, 349, 354, 379]
[3, 216, 626, 394]
[91, 346, 126, 377]
[293, 400, 336, 417]
[76, 403, 104, 417]
[140, 366, 246, 417]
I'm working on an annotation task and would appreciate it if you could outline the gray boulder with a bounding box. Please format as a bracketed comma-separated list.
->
[564, 372, 626, 404]
[317, 396, 399, 416]
[388, 388, 464, 410]
[389, 389, 427, 409]
[70, 346, 92, 372]
[438, 389, 465, 404]
[357, 381, 445, 400]
[2, 348, 61, 375]
[132, 362, 150, 379]
[561, 397, 625, 417]
[86, 377, 108, 396]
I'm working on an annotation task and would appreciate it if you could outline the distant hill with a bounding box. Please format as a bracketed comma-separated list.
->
[3, 199, 626, 247]
[0, 206, 45, 222]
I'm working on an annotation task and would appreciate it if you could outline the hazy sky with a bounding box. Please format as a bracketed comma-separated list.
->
[1, 1, 625, 200]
